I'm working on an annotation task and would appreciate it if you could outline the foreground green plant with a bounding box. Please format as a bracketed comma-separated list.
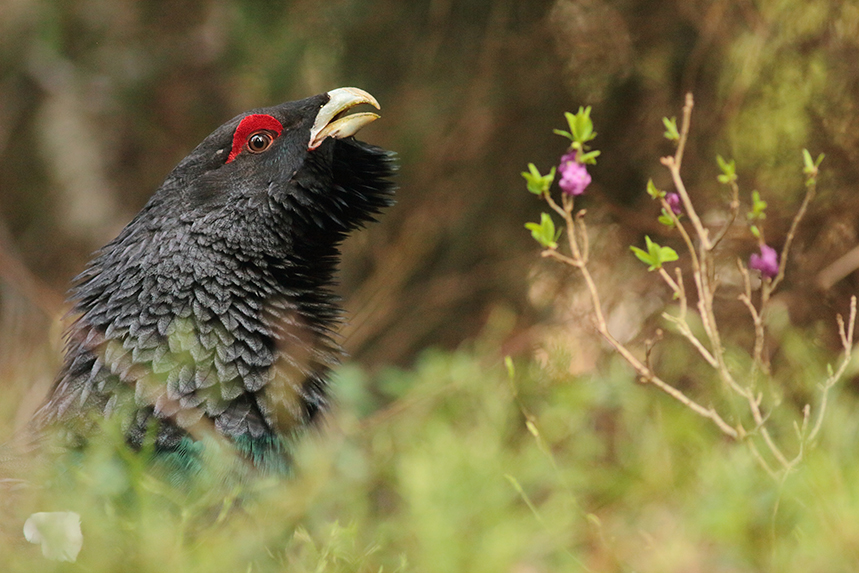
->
[524, 94, 855, 479]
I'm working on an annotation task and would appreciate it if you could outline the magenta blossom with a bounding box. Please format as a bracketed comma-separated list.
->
[749, 244, 779, 279]
[558, 151, 591, 196]
[666, 193, 682, 215]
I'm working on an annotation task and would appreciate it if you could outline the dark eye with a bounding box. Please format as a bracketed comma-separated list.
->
[246, 130, 275, 154]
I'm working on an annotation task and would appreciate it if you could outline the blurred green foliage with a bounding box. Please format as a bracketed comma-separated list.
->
[4, 342, 859, 571]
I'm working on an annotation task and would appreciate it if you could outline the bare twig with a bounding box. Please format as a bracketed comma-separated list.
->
[592, 316, 739, 439]
[543, 250, 581, 268]
[737, 261, 767, 373]
[746, 439, 778, 480]
[657, 267, 680, 294]
[661, 93, 711, 251]
[674, 93, 694, 169]
[771, 176, 816, 290]
[661, 312, 718, 367]
[807, 296, 856, 443]
[544, 186, 740, 439]
[711, 177, 741, 249]
[577, 210, 590, 263]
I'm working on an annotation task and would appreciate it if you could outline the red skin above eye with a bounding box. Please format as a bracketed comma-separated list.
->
[226, 114, 284, 163]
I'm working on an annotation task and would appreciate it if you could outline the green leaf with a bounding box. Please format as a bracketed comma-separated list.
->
[646, 178, 666, 199]
[662, 117, 680, 141]
[750, 225, 760, 238]
[629, 245, 653, 267]
[556, 107, 598, 146]
[630, 236, 678, 271]
[578, 150, 600, 165]
[654, 244, 678, 266]
[747, 190, 767, 221]
[525, 213, 558, 249]
[802, 148, 825, 186]
[802, 148, 813, 170]
[521, 164, 556, 195]
[716, 155, 737, 185]
[554, 108, 600, 169]
[658, 209, 675, 228]
[552, 129, 573, 141]
[574, 113, 594, 142]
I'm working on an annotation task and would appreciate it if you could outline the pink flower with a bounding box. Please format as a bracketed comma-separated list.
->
[749, 244, 779, 278]
[558, 151, 591, 196]
[666, 193, 682, 215]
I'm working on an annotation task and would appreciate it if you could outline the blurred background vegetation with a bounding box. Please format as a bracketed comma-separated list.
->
[3, 0, 859, 570]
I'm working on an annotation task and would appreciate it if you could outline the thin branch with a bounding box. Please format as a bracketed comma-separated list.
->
[746, 439, 778, 480]
[541, 180, 740, 440]
[675, 92, 694, 169]
[544, 192, 569, 220]
[661, 312, 718, 367]
[661, 93, 711, 251]
[577, 210, 590, 264]
[662, 156, 711, 251]
[674, 267, 685, 304]
[593, 318, 739, 439]
[543, 250, 581, 267]
[660, 95, 749, 410]
[808, 296, 857, 443]
[771, 177, 816, 290]
[657, 267, 680, 294]
[659, 197, 702, 283]
[737, 261, 766, 373]
[711, 179, 741, 248]
[755, 414, 790, 469]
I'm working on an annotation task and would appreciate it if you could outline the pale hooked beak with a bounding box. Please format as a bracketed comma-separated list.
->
[308, 87, 381, 150]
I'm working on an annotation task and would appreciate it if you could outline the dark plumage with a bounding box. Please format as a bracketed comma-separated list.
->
[34, 88, 396, 474]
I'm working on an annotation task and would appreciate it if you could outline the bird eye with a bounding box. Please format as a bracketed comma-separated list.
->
[246, 130, 275, 154]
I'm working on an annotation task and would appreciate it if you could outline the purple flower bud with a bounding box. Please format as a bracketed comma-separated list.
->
[558, 151, 591, 196]
[749, 244, 779, 279]
[666, 193, 682, 215]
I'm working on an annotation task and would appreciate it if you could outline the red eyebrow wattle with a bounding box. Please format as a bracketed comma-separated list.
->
[226, 114, 284, 163]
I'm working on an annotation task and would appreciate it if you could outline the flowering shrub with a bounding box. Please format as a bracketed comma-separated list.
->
[524, 94, 852, 479]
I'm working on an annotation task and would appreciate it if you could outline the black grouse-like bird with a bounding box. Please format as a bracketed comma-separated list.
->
[33, 87, 396, 474]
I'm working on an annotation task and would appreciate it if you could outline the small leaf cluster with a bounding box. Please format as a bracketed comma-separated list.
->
[646, 180, 680, 228]
[747, 190, 767, 221]
[525, 213, 559, 249]
[662, 117, 680, 142]
[716, 155, 737, 185]
[802, 148, 825, 187]
[658, 210, 676, 228]
[630, 236, 678, 271]
[747, 190, 767, 238]
[646, 179, 665, 200]
[553, 107, 601, 164]
[522, 164, 556, 196]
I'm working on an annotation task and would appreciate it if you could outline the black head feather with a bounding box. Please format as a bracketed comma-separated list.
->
[35, 89, 396, 473]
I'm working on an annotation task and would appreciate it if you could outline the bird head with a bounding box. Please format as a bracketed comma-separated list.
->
[140, 87, 395, 256]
